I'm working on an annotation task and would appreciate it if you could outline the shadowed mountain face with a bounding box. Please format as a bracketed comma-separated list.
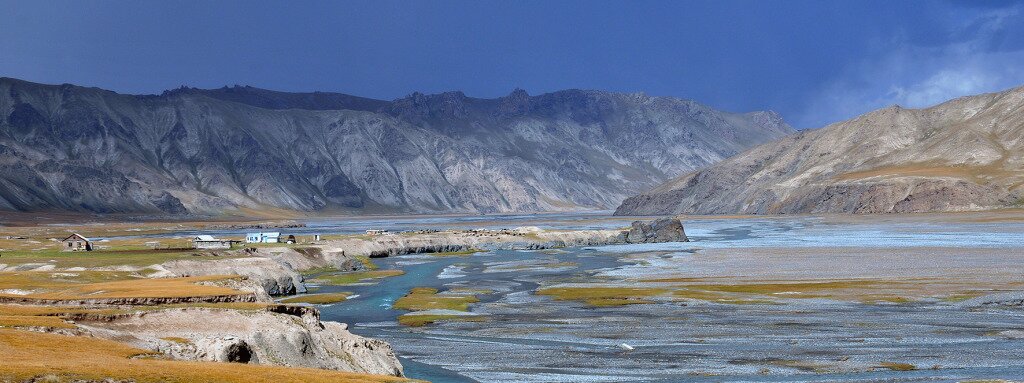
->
[0, 77, 792, 215]
[616, 86, 1024, 216]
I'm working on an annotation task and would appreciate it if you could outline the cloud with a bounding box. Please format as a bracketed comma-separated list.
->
[893, 66, 1008, 107]
[795, 4, 1024, 128]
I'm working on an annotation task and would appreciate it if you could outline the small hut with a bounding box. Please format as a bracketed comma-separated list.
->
[193, 235, 234, 250]
[61, 233, 93, 252]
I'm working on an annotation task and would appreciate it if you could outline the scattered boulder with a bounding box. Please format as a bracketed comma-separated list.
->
[625, 218, 689, 243]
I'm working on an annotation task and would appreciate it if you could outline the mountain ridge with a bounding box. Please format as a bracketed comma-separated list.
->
[0, 77, 793, 215]
[615, 85, 1024, 215]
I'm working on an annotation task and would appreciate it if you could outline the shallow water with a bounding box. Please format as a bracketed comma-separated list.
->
[314, 216, 1024, 382]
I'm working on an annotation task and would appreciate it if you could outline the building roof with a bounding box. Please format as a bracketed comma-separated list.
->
[62, 233, 91, 242]
[194, 235, 218, 241]
[247, 232, 281, 237]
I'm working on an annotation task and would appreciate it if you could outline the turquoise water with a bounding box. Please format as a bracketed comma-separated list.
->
[315, 216, 1024, 382]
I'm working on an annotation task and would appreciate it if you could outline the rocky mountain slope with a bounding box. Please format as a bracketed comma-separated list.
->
[0, 77, 792, 215]
[616, 86, 1024, 215]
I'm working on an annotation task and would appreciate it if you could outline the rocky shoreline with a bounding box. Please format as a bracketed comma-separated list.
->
[148, 218, 689, 296]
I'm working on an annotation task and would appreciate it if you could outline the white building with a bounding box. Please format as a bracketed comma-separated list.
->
[246, 232, 281, 243]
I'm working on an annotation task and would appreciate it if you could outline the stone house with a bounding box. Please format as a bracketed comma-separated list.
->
[193, 235, 234, 250]
[61, 233, 93, 252]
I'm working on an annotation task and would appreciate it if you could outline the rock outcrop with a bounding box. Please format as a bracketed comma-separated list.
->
[152, 257, 306, 295]
[149, 247, 363, 296]
[321, 218, 691, 257]
[624, 218, 689, 243]
[195, 336, 254, 363]
[616, 85, 1024, 215]
[0, 77, 792, 215]
[79, 307, 405, 377]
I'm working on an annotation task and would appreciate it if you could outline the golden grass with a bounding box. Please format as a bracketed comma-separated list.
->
[667, 280, 925, 304]
[676, 280, 883, 295]
[0, 304, 123, 317]
[32, 275, 244, 300]
[537, 280, 930, 306]
[859, 295, 913, 304]
[0, 304, 129, 330]
[0, 328, 417, 383]
[0, 315, 75, 329]
[280, 292, 352, 305]
[0, 248, 221, 269]
[146, 302, 273, 311]
[397, 313, 485, 327]
[535, 286, 668, 307]
[393, 287, 480, 312]
[0, 270, 136, 290]
[0, 272, 247, 300]
[311, 270, 405, 285]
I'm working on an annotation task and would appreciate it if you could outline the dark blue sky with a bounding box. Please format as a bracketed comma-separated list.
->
[2, 0, 1023, 128]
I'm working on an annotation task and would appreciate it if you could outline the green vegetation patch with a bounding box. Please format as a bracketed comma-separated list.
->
[877, 362, 917, 371]
[0, 249, 228, 269]
[677, 280, 884, 295]
[765, 359, 835, 373]
[280, 292, 352, 305]
[310, 270, 404, 286]
[664, 280, 929, 304]
[354, 255, 378, 270]
[536, 286, 668, 307]
[393, 287, 480, 312]
[0, 272, 246, 301]
[397, 313, 485, 327]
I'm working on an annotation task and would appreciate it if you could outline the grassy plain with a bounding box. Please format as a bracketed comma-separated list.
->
[0, 272, 246, 300]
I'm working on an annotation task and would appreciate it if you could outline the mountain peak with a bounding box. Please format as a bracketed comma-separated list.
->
[616, 84, 1024, 216]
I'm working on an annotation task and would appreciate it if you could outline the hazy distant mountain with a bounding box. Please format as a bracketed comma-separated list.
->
[616, 86, 1024, 215]
[0, 77, 792, 215]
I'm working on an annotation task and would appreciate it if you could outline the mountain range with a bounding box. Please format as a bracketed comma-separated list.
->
[0, 77, 793, 215]
[615, 85, 1024, 215]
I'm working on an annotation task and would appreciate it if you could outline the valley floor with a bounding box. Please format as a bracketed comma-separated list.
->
[1, 211, 1022, 382]
[319, 212, 1024, 382]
